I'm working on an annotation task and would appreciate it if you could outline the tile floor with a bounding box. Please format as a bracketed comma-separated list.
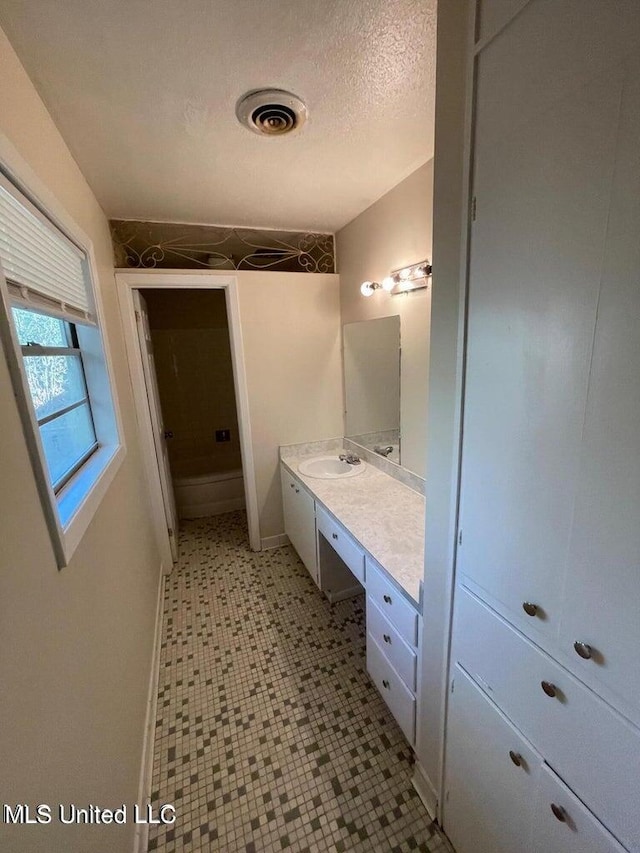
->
[148, 512, 450, 852]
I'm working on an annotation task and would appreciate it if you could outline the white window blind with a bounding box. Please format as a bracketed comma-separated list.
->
[0, 173, 93, 322]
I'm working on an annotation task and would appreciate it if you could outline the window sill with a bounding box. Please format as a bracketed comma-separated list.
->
[56, 442, 126, 566]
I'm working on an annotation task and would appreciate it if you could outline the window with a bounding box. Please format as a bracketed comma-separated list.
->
[13, 307, 99, 491]
[0, 169, 123, 567]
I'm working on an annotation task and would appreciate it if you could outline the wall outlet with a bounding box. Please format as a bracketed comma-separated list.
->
[215, 429, 231, 442]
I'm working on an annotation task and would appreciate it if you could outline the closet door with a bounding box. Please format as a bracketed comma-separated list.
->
[557, 51, 640, 721]
[457, 0, 640, 643]
[444, 665, 541, 853]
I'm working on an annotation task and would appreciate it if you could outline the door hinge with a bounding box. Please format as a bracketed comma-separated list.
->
[458, 529, 463, 546]
[168, 527, 174, 539]
[135, 309, 141, 322]
[471, 196, 477, 221]
[451, 678, 455, 694]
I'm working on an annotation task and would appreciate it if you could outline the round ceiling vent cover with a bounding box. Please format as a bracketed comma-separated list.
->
[236, 89, 307, 137]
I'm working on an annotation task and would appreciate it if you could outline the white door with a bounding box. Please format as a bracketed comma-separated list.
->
[134, 290, 178, 562]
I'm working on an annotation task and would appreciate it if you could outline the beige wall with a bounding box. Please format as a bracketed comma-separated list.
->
[336, 161, 434, 477]
[144, 289, 242, 477]
[236, 271, 343, 541]
[0, 27, 160, 853]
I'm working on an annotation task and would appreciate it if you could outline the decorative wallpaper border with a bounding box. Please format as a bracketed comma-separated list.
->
[110, 219, 335, 274]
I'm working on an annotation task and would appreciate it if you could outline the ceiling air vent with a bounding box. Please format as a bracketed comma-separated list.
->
[236, 89, 307, 137]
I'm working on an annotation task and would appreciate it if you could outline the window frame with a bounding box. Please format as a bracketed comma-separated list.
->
[0, 160, 126, 568]
[17, 310, 100, 493]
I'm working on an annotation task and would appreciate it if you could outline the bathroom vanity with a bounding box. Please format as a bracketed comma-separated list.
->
[279, 440, 424, 747]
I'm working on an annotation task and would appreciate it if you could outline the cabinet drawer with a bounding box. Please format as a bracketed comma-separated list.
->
[367, 596, 417, 692]
[454, 585, 640, 851]
[366, 559, 418, 646]
[316, 505, 365, 584]
[367, 634, 416, 744]
[531, 765, 628, 853]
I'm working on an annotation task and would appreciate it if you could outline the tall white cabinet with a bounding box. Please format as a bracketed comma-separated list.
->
[444, 2, 640, 852]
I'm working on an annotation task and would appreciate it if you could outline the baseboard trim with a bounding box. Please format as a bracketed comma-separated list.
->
[412, 760, 438, 822]
[133, 563, 165, 853]
[178, 497, 245, 519]
[261, 532, 289, 550]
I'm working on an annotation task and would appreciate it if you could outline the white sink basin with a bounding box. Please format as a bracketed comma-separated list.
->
[298, 456, 366, 479]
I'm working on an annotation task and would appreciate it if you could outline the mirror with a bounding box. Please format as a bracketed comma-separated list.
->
[343, 315, 401, 465]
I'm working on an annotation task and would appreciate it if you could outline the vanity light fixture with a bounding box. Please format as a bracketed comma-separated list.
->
[360, 280, 383, 297]
[359, 277, 397, 297]
[359, 260, 432, 298]
[388, 260, 432, 295]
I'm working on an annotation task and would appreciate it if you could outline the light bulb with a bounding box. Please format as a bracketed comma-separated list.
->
[399, 267, 412, 280]
[360, 281, 375, 297]
[382, 276, 395, 291]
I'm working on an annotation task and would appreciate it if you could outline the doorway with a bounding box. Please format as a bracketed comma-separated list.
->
[116, 271, 260, 570]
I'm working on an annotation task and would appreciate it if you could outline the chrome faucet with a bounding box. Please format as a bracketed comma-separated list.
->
[374, 445, 394, 458]
[339, 452, 361, 465]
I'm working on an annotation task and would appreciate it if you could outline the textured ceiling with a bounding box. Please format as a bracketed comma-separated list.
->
[0, 0, 437, 232]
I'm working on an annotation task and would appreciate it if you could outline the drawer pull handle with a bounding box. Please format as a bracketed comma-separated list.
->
[383, 634, 391, 644]
[332, 533, 338, 540]
[295, 488, 300, 493]
[382, 679, 390, 689]
[508, 750, 522, 767]
[573, 641, 593, 660]
[290, 483, 295, 488]
[550, 803, 567, 823]
[383, 594, 392, 604]
[522, 601, 539, 617]
[541, 680, 557, 698]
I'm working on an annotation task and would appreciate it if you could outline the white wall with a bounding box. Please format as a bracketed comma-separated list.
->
[0, 26, 161, 853]
[236, 271, 344, 541]
[337, 161, 434, 477]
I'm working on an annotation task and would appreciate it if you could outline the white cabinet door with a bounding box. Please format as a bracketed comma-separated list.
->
[458, 0, 640, 652]
[530, 765, 628, 853]
[444, 665, 541, 853]
[280, 466, 317, 584]
[557, 53, 640, 720]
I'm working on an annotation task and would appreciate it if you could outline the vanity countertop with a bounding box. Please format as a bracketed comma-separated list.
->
[280, 447, 424, 607]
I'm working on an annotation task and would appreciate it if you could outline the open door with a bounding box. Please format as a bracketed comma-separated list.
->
[133, 290, 179, 562]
